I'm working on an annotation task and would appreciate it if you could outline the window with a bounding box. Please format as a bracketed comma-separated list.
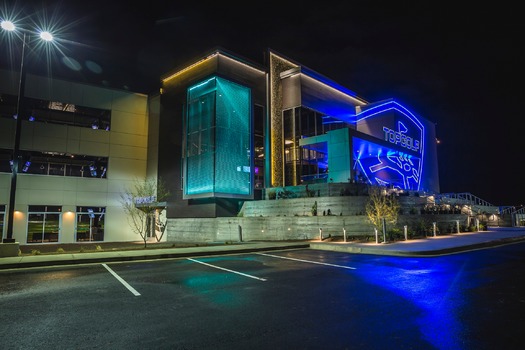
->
[0, 149, 108, 178]
[76, 206, 105, 242]
[0, 94, 111, 130]
[27, 205, 61, 243]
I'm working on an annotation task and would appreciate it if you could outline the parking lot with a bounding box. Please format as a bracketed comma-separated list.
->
[2, 245, 525, 349]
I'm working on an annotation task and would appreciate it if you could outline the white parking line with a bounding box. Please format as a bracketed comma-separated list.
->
[258, 253, 357, 270]
[187, 258, 267, 281]
[102, 263, 141, 296]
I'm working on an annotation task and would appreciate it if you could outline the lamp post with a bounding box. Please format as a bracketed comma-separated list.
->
[1, 20, 53, 243]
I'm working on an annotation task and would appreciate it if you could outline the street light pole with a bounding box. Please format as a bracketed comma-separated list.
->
[3, 32, 27, 243]
[2, 19, 53, 243]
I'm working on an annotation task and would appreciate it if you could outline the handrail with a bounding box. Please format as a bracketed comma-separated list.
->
[437, 192, 495, 207]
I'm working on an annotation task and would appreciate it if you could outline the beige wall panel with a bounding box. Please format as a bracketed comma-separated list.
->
[18, 121, 35, 149]
[25, 75, 61, 101]
[104, 207, 135, 242]
[105, 189, 126, 203]
[79, 85, 113, 109]
[30, 136, 68, 152]
[111, 111, 148, 135]
[11, 211, 27, 243]
[76, 178, 109, 193]
[60, 190, 79, 206]
[60, 210, 76, 243]
[25, 188, 66, 204]
[69, 82, 86, 106]
[13, 187, 33, 208]
[66, 126, 81, 139]
[110, 132, 147, 148]
[33, 122, 68, 138]
[66, 139, 81, 153]
[79, 129, 111, 143]
[24, 176, 67, 191]
[0, 174, 9, 202]
[0, 119, 14, 147]
[107, 158, 147, 181]
[111, 91, 148, 114]
[78, 141, 110, 157]
[109, 144, 147, 160]
[106, 179, 138, 194]
[74, 190, 109, 206]
[61, 177, 80, 191]
[0, 69, 20, 94]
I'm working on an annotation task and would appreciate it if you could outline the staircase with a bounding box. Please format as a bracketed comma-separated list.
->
[436, 192, 499, 215]
[436, 192, 520, 227]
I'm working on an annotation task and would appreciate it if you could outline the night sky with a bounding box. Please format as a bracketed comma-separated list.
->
[2, 1, 524, 206]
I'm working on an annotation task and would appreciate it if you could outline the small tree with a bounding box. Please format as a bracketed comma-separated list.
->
[365, 185, 400, 241]
[311, 201, 318, 216]
[120, 177, 170, 248]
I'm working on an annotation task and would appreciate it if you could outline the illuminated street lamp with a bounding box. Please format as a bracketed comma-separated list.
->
[1, 19, 54, 243]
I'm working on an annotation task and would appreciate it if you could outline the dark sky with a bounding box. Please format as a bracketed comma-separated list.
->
[2, 1, 524, 206]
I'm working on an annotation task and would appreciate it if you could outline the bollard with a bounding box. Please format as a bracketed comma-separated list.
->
[404, 225, 408, 240]
[375, 228, 378, 244]
[433, 222, 437, 237]
[343, 227, 347, 242]
[319, 228, 323, 240]
[456, 220, 460, 233]
[382, 217, 387, 243]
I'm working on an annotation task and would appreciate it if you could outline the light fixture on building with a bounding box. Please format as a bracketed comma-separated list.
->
[89, 163, 97, 177]
[22, 160, 31, 172]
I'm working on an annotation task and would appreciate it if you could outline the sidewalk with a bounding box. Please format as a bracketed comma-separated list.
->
[1, 227, 525, 270]
[311, 227, 525, 256]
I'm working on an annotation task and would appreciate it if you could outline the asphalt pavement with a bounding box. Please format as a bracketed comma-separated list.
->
[1, 227, 525, 270]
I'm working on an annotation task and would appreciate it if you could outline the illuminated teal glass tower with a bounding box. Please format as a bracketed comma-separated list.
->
[184, 76, 252, 199]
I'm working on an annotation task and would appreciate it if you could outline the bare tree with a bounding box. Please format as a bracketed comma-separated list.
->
[120, 177, 170, 248]
[365, 185, 400, 241]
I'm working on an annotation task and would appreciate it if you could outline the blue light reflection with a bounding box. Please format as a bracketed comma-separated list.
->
[355, 256, 469, 350]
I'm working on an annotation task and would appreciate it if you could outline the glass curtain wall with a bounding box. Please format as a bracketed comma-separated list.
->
[186, 78, 216, 196]
[185, 76, 252, 198]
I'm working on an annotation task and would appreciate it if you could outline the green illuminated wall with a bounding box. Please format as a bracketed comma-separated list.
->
[185, 77, 252, 198]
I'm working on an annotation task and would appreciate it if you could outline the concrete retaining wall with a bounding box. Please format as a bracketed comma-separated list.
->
[166, 215, 375, 242]
[166, 214, 470, 243]
[165, 195, 479, 243]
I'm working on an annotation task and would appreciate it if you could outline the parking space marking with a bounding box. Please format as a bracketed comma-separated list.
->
[102, 263, 141, 296]
[187, 258, 267, 281]
[257, 253, 357, 270]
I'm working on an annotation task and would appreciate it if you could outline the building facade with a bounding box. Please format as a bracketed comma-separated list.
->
[0, 69, 152, 244]
[156, 48, 439, 220]
[0, 47, 440, 244]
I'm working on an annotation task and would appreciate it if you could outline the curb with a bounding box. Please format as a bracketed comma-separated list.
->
[311, 236, 525, 257]
[0, 243, 310, 270]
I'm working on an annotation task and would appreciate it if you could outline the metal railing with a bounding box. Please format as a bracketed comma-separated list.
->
[437, 192, 495, 207]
